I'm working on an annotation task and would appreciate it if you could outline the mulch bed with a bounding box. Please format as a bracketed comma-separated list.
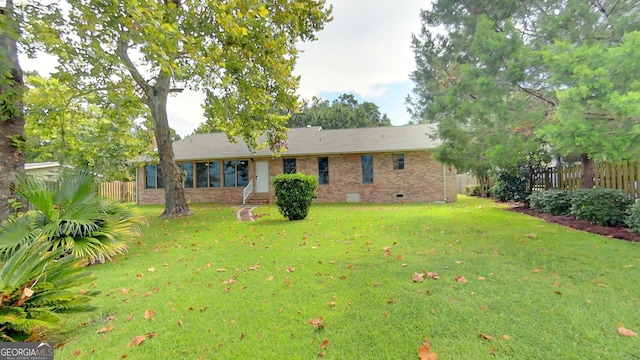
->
[508, 204, 640, 243]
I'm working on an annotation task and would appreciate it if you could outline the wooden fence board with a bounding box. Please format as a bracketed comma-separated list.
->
[99, 182, 135, 202]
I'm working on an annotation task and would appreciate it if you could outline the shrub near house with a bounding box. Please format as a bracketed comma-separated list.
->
[272, 173, 318, 220]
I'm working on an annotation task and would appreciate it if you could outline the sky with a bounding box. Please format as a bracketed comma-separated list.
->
[21, 1, 429, 137]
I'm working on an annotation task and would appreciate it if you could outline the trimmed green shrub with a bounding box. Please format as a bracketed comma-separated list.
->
[570, 188, 632, 227]
[626, 202, 640, 234]
[272, 173, 318, 220]
[528, 190, 573, 215]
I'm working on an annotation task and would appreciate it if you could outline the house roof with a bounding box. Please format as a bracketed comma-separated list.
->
[25, 162, 62, 170]
[146, 124, 439, 162]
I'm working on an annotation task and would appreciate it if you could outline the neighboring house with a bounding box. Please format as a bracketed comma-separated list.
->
[135, 124, 457, 205]
[25, 162, 65, 177]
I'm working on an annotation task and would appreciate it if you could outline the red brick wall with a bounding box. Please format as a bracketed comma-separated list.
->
[136, 151, 457, 205]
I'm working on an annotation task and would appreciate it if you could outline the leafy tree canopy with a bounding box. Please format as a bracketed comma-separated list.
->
[287, 93, 392, 129]
[25, 0, 332, 216]
[24, 75, 154, 181]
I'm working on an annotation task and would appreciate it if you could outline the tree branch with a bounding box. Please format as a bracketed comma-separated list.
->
[516, 85, 557, 107]
[117, 38, 151, 96]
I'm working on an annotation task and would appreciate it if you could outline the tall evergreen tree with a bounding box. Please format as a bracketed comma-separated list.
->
[409, 0, 640, 188]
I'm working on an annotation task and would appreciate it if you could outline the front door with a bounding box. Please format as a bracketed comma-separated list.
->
[255, 161, 269, 193]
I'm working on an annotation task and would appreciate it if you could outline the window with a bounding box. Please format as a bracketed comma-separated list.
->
[145, 164, 163, 189]
[393, 154, 405, 170]
[180, 162, 194, 188]
[362, 155, 373, 184]
[283, 158, 297, 174]
[224, 160, 249, 187]
[196, 162, 221, 188]
[318, 157, 329, 184]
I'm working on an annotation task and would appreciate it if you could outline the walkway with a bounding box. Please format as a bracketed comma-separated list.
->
[236, 206, 257, 221]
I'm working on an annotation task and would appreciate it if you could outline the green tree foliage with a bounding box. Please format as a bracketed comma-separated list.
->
[272, 173, 317, 220]
[0, 242, 99, 342]
[0, 170, 143, 263]
[287, 94, 391, 129]
[24, 75, 154, 181]
[0, 0, 26, 221]
[409, 0, 640, 188]
[26, 0, 332, 217]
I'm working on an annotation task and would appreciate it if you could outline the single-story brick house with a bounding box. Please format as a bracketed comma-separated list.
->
[135, 124, 457, 205]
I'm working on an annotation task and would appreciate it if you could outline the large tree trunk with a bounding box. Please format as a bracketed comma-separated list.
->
[580, 153, 595, 189]
[0, 0, 25, 221]
[147, 75, 191, 217]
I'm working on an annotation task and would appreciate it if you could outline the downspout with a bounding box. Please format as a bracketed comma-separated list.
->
[135, 165, 139, 205]
[442, 164, 447, 203]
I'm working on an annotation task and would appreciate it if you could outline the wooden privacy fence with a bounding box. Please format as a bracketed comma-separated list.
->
[531, 161, 640, 199]
[99, 181, 135, 202]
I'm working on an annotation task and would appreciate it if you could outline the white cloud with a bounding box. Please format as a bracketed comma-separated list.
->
[294, 0, 425, 99]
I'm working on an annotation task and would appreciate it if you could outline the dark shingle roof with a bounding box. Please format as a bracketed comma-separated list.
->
[158, 124, 439, 162]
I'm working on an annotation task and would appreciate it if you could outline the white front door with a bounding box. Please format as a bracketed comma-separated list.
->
[255, 161, 269, 193]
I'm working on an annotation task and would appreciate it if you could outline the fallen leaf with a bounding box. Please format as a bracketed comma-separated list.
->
[426, 272, 440, 280]
[286, 267, 296, 272]
[455, 260, 464, 264]
[502, 335, 510, 340]
[525, 233, 537, 238]
[249, 264, 260, 270]
[97, 326, 115, 334]
[120, 355, 128, 359]
[532, 269, 542, 273]
[125, 314, 133, 322]
[121, 288, 128, 295]
[478, 277, 486, 281]
[479, 333, 493, 340]
[308, 317, 324, 329]
[143, 310, 155, 320]
[127, 335, 147, 348]
[412, 273, 425, 282]
[239, 333, 245, 340]
[327, 301, 337, 307]
[397, 254, 403, 260]
[177, 320, 183, 326]
[217, 268, 227, 272]
[618, 327, 638, 337]
[148, 266, 156, 272]
[136, 273, 143, 279]
[418, 338, 437, 360]
[72, 350, 81, 357]
[320, 339, 329, 349]
[455, 275, 467, 284]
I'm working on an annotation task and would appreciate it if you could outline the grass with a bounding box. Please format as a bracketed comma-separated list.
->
[54, 196, 639, 359]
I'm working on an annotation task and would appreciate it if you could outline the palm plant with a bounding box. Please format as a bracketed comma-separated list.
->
[0, 241, 99, 342]
[0, 170, 143, 263]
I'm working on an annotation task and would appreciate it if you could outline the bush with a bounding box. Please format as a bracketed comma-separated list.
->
[0, 242, 99, 341]
[528, 190, 573, 215]
[272, 173, 318, 220]
[570, 188, 632, 227]
[626, 202, 640, 234]
[0, 170, 143, 263]
[490, 167, 530, 203]
[465, 185, 482, 197]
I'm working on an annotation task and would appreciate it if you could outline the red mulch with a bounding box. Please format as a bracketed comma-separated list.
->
[508, 204, 640, 243]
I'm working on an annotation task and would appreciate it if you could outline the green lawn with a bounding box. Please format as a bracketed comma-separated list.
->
[54, 196, 639, 359]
